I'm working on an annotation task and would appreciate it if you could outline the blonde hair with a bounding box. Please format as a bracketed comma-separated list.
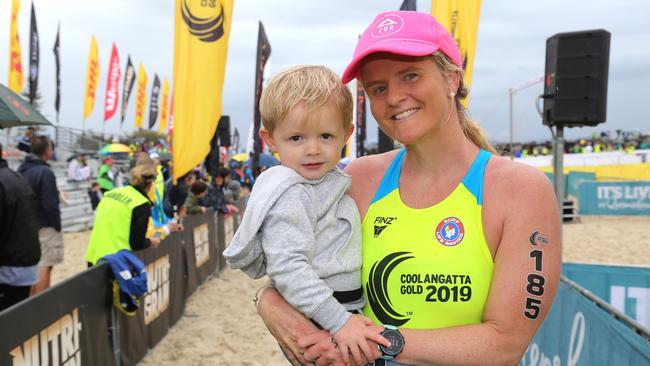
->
[129, 164, 157, 190]
[260, 65, 353, 133]
[430, 52, 497, 154]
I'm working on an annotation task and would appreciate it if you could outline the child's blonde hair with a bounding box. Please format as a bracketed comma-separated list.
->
[260, 65, 353, 133]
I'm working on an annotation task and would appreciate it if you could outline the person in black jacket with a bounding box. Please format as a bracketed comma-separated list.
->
[17, 136, 63, 294]
[0, 143, 41, 311]
[162, 170, 197, 218]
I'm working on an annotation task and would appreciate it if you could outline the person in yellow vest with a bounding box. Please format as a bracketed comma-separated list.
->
[85, 164, 161, 266]
[255, 11, 561, 366]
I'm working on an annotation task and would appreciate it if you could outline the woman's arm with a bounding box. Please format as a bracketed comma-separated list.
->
[394, 164, 562, 366]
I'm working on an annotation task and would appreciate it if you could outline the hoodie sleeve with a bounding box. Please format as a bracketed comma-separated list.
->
[39, 169, 61, 232]
[261, 185, 350, 334]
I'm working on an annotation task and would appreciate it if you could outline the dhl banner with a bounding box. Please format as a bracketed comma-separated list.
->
[135, 63, 148, 129]
[8, 0, 24, 94]
[431, 0, 481, 107]
[172, 0, 233, 181]
[159, 78, 170, 134]
[83, 35, 100, 120]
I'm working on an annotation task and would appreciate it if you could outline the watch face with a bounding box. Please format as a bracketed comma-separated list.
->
[380, 329, 404, 356]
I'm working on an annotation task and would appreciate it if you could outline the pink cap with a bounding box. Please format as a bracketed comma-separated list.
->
[342, 11, 462, 83]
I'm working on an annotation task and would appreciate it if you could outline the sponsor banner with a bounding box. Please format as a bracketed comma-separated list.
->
[148, 74, 161, 130]
[355, 79, 366, 157]
[566, 171, 596, 198]
[28, 2, 39, 104]
[183, 211, 218, 296]
[83, 35, 100, 120]
[578, 181, 650, 215]
[431, 0, 482, 106]
[53, 24, 61, 121]
[250, 21, 271, 171]
[563, 262, 650, 331]
[120, 56, 136, 123]
[173, 0, 234, 181]
[8, 0, 24, 94]
[134, 63, 148, 129]
[103, 43, 121, 121]
[159, 78, 170, 134]
[0, 264, 114, 366]
[521, 281, 650, 365]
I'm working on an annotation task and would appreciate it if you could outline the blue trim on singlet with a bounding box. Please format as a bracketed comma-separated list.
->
[370, 149, 406, 204]
[461, 149, 491, 205]
[369, 149, 491, 205]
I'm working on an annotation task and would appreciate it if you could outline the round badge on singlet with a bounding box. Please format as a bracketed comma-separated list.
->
[435, 217, 465, 246]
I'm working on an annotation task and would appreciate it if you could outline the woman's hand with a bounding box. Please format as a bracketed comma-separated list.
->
[256, 287, 321, 365]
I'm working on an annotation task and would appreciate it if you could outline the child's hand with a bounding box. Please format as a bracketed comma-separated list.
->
[332, 314, 391, 366]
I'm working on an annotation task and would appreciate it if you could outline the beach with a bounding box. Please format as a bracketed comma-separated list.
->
[52, 216, 650, 365]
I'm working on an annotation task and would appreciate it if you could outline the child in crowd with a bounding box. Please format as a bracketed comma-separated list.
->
[88, 182, 101, 210]
[223, 65, 388, 364]
[183, 181, 208, 215]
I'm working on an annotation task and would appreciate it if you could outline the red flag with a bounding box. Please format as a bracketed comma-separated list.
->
[103, 43, 121, 121]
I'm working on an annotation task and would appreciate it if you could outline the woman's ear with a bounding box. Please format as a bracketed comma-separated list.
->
[260, 128, 276, 152]
[448, 69, 461, 95]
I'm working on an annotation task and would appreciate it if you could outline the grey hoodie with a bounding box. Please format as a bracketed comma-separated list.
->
[223, 165, 363, 333]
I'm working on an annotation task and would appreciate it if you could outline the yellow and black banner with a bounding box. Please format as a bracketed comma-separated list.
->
[135, 62, 148, 129]
[172, 0, 233, 182]
[159, 78, 170, 134]
[8, 0, 24, 94]
[431, 0, 482, 106]
[83, 35, 100, 120]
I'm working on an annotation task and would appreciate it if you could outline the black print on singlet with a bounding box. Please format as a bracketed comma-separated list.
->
[373, 216, 397, 238]
[366, 252, 413, 326]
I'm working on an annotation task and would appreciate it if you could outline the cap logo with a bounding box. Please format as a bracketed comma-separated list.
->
[371, 14, 404, 38]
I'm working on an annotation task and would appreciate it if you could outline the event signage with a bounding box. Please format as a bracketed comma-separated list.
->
[563, 262, 650, 330]
[193, 223, 210, 267]
[144, 255, 171, 325]
[521, 281, 650, 365]
[579, 181, 650, 215]
[0, 264, 114, 366]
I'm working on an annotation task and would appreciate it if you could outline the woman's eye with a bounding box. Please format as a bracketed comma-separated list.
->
[373, 86, 386, 95]
[405, 73, 418, 81]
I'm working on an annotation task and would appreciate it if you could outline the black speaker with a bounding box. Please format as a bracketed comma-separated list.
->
[543, 29, 610, 127]
[217, 115, 231, 147]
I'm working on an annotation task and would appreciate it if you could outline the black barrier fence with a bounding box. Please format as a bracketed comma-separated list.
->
[0, 211, 229, 366]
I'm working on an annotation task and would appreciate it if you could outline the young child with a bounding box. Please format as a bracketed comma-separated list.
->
[183, 180, 208, 215]
[223, 65, 388, 364]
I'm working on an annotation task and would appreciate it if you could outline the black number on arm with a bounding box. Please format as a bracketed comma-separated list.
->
[526, 273, 545, 296]
[524, 297, 542, 320]
[530, 249, 543, 271]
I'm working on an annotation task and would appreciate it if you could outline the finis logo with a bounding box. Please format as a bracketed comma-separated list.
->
[181, 0, 226, 43]
[374, 216, 397, 238]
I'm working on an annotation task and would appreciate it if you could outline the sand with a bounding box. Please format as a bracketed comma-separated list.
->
[50, 216, 650, 365]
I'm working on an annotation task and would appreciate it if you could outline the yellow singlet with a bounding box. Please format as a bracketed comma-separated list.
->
[361, 149, 494, 329]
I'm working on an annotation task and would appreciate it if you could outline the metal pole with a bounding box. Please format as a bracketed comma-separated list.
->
[553, 125, 564, 214]
[508, 88, 514, 159]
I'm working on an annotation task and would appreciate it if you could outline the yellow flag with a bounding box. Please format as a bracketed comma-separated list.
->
[431, 0, 481, 107]
[83, 35, 100, 120]
[8, 0, 24, 93]
[159, 78, 170, 134]
[173, 0, 233, 181]
[134, 63, 148, 129]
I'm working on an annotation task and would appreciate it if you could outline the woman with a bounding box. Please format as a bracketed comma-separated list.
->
[85, 164, 162, 266]
[256, 10, 561, 366]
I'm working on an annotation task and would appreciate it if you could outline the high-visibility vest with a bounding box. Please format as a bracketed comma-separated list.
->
[85, 185, 150, 265]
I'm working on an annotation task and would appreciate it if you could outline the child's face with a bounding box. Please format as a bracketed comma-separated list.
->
[261, 101, 353, 180]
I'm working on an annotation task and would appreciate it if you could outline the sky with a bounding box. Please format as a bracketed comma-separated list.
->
[1, 0, 649, 148]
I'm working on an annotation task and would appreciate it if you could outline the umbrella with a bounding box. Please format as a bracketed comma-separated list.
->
[246, 153, 280, 168]
[231, 152, 249, 162]
[99, 143, 132, 156]
[0, 83, 53, 129]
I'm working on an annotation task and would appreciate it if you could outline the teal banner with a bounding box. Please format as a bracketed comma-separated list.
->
[520, 282, 650, 366]
[578, 181, 650, 215]
[566, 171, 596, 198]
[563, 262, 650, 331]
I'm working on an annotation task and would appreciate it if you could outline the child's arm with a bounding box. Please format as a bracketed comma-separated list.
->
[260, 185, 350, 334]
[333, 314, 390, 365]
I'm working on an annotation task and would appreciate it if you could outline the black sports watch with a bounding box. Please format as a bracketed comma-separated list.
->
[379, 325, 405, 360]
